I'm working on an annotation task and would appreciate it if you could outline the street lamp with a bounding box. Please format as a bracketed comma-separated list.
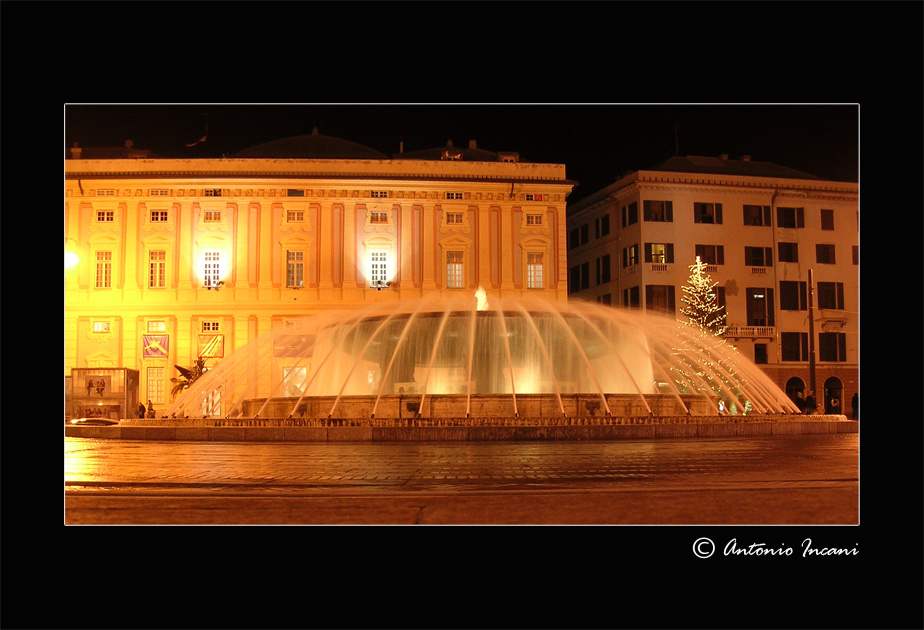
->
[65, 237, 79, 269]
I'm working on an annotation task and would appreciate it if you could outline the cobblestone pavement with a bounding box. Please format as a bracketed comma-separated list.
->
[64, 433, 858, 524]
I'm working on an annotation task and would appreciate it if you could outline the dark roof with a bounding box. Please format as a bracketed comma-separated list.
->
[646, 155, 822, 180]
[67, 144, 161, 160]
[229, 128, 388, 159]
[392, 140, 514, 162]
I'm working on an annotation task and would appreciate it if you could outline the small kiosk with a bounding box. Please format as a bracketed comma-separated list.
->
[70, 368, 140, 421]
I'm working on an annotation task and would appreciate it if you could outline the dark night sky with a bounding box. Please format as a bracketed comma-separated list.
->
[64, 103, 858, 205]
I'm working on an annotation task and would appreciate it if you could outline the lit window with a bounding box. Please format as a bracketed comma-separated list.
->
[283, 367, 307, 396]
[287, 210, 304, 223]
[527, 252, 544, 289]
[746, 287, 774, 327]
[370, 251, 388, 286]
[204, 210, 222, 222]
[95, 251, 112, 288]
[286, 251, 304, 287]
[447, 212, 463, 225]
[370, 211, 389, 224]
[149, 250, 166, 288]
[150, 210, 169, 222]
[147, 320, 166, 332]
[96, 210, 114, 222]
[644, 243, 673, 264]
[526, 214, 543, 226]
[92, 321, 111, 333]
[695, 244, 724, 265]
[202, 320, 220, 332]
[446, 251, 464, 288]
[147, 367, 165, 405]
[203, 250, 221, 287]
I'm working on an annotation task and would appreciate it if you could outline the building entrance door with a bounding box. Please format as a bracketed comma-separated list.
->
[824, 376, 843, 415]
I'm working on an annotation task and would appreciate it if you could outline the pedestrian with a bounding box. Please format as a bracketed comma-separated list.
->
[850, 392, 858, 420]
[794, 391, 806, 414]
[97, 380, 106, 396]
[86, 379, 94, 396]
[138, 402, 146, 419]
[804, 390, 816, 415]
[146, 400, 155, 418]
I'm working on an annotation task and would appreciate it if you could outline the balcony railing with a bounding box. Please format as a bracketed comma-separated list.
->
[650, 263, 670, 272]
[749, 266, 768, 274]
[724, 325, 776, 339]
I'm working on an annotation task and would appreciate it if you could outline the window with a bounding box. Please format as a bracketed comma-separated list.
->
[150, 189, 170, 197]
[446, 212, 463, 225]
[819, 332, 847, 362]
[623, 286, 640, 308]
[695, 244, 725, 265]
[597, 294, 612, 305]
[816, 244, 836, 264]
[569, 226, 589, 249]
[852, 246, 859, 265]
[204, 210, 222, 222]
[286, 251, 305, 288]
[95, 251, 112, 288]
[525, 193, 544, 201]
[777, 207, 804, 228]
[743, 205, 771, 226]
[644, 243, 674, 264]
[202, 320, 220, 332]
[744, 246, 773, 267]
[745, 287, 774, 326]
[370, 251, 388, 286]
[622, 202, 638, 227]
[283, 367, 308, 396]
[820, 209, 834, 230]
[96, 189, 115, 197]
[149, 250, 166, 288]
[580, 224, 589, 245]
[204, 189, 222, 197]
[569, 262, 590, 293]
[595, 214, 610, 238]
[646, 285, 675, 315]
[816, 282, 845, 310]
[287, 210, 304, 222]
[203, 250, 221, 287]
[526, 214, 543, 226]
[92, 321, 111, 333]
[150, 209, 169, 222]
[147, 367, 165, 405]
[779, 281, 807, 311]
[595, 254, 611, 284]
[371, 191, 388, 198]
[643, 200, 673, 222]
[754, 344, 768, 365]
[527, 252, 544, 289]
[781, 332, 809, 361]
[96, 210, 114, 222]
[778, 242, 799, 263]
[693, 202, 722, 224]
[623, 244, 639, 267]
[446, 251, 464, 288]
[370, 211, 389, 224]
[446, 192, 463, 200]
[287, 189, 304, 197]
[147, 320, 166, 332]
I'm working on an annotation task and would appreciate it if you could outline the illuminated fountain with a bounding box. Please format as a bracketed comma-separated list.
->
[165, 289, 800, 423]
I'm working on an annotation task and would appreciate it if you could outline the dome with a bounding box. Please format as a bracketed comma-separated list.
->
[230, 128, 388, 159]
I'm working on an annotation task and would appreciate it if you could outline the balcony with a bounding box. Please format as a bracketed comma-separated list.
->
[650, 263, 670, 272]
[749, 266, 769, 275]
[724, 325, 776, 339]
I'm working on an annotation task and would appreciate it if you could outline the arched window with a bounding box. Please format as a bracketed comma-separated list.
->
[785, 377, 805, 407]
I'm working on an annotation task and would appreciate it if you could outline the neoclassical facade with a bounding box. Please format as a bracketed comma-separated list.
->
[64, 134, 575, 415]
[566, 155, 859, 415]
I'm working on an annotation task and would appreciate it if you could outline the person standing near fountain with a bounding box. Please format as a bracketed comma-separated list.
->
[850, 392, 858, 420]
[803, 390, 816, 415]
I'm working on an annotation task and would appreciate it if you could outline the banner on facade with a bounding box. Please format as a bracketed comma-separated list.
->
[198, 334, 224, 358]
[143, 334, 169, 358]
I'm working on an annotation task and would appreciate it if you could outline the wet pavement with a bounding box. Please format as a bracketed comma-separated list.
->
[64, 433, 858, 524]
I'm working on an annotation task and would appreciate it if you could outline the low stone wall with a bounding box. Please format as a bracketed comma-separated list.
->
[68, 415, 857, 442]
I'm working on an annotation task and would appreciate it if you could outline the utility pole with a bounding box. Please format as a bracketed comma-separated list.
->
[807, 268, 817, 397]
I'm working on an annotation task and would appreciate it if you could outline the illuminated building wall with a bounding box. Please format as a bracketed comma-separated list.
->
[566, 155, 859, 415]
[64, 135, 575, 407]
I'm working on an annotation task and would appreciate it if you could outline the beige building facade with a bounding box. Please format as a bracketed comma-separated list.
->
[64, 134, 575, 415]
[566, 155, 859, 416]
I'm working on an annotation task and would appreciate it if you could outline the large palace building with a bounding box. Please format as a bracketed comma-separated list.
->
[565, 155, 859, 415]
[64, 131, 576, 417]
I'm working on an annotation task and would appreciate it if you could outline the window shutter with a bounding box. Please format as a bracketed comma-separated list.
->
[763, 205, 771, 226]
[801, 333, 809, 361]
[765, 247, 773, 266]
[666, 201, 673, 222]
[767, 288, 775, 326]
[837, 283, 845, 310]
[717, 246, 724, 265]
[796, 207, 805, 228]
[838, 333, 847, 361]
[715, 204, 723, 224]
[644, 244, 652, 263]
[666, 243, 674, 263]
[645, 285, 653, 308]
[668, 286, 675, 313]
[800, 281, 807, 310]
